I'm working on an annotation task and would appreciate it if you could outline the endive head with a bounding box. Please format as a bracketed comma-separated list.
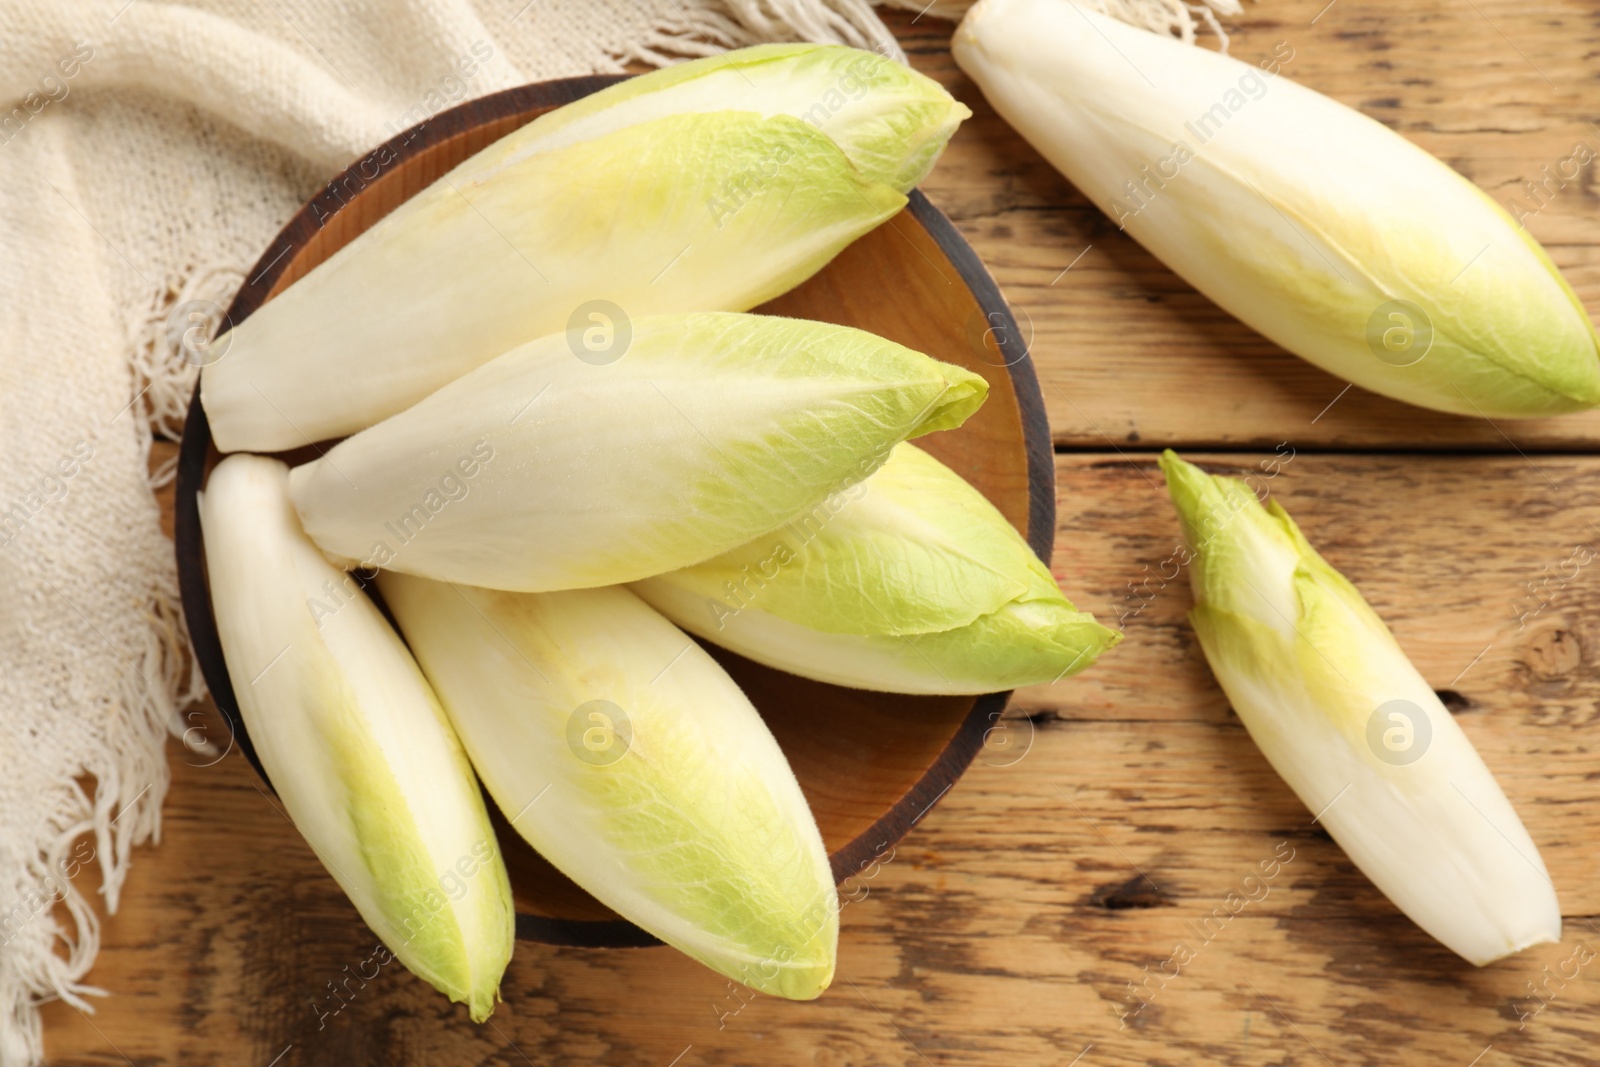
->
[1158, 450, 1560, 964]
[289, 312, 988, 592]
[1158, 449, 1312, 632]
[464, 43, 970, 193]
[635, 442, 1118, 694]
[204, 38, 972, 455]
[1159, 448, 1417, 695]
[204, 105, 915, 453]
[954, 0, 1600, 417]
[378, 575, 838, 998]
[199, 455, 514, 1019]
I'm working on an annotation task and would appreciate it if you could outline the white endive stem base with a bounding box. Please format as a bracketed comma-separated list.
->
[1203, 628, 1561, 965]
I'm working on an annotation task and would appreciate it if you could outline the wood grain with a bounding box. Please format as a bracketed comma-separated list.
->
[39, 1, 1600, 1064]
[42, 452, 1600, 1067]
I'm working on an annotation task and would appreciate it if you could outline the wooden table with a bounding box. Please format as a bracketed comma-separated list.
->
[44, 2, 1600, 1063]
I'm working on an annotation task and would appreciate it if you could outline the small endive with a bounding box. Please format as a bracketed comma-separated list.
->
[203, 44, 969, 452]
[289, 312, 987, 592]
[1160, 450, 1559, 965]
[634, 442, 1119, 694]
[377, 574, 838, 999]
[954, 0, 1600, 418]
[198, 454, 513, 1019]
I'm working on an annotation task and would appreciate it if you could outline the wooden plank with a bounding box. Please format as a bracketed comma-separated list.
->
[41, 451, 1600, 1065]
[904, 0, 1600, 450]
[48, 4, 1600, 1062]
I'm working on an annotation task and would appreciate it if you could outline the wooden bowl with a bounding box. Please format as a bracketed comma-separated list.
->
[173, 76, 1054, 947]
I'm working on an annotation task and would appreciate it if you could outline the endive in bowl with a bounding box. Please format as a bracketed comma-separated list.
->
[173, 72, 1066, 947]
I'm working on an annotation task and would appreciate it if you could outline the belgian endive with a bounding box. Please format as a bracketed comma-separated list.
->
[378, 575, 838, 999]
[467, 43, 969, 196]
[954, 0, 1600, 418]
[290, 312, 987, 592]
[1160, 450, 1559, 965]
[634, 442, 1119, 694]
[198, 454, 514, 1018]
[203, 44, 969, 451]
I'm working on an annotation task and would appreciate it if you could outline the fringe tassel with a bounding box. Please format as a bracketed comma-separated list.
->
[879, 0, 1244, 49]
[128, 266, 245, 487]
[615, 0, 905, 66]
[0, 265, 213, 1066]
[0, 580, 200, 1066]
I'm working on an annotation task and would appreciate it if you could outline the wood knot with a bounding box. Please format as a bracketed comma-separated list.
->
[1525, 628, 1582, 679]
[1090, 874, 1168, 910]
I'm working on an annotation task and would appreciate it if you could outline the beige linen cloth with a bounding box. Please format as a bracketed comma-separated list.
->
[0, 0, 1236, 1061]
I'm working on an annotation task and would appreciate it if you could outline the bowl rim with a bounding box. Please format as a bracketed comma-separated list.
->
[172, 73, 1056, 948]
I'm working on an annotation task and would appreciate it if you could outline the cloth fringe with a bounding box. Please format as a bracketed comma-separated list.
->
[0, 576, 201, 1066]
[880, 0, 1244, 48]
[616, 0, 905, 67]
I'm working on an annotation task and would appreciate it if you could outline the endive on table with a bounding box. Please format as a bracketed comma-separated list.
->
[954, 0, 1600, 418]
[1160, 451, 1559, 965]
[289, 311, 987, 592]
[198, 454, 514, 1019]
[378, 574, 838, 1000]
[202, 44, 969, 452]
[634, 442, 1119, 694]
